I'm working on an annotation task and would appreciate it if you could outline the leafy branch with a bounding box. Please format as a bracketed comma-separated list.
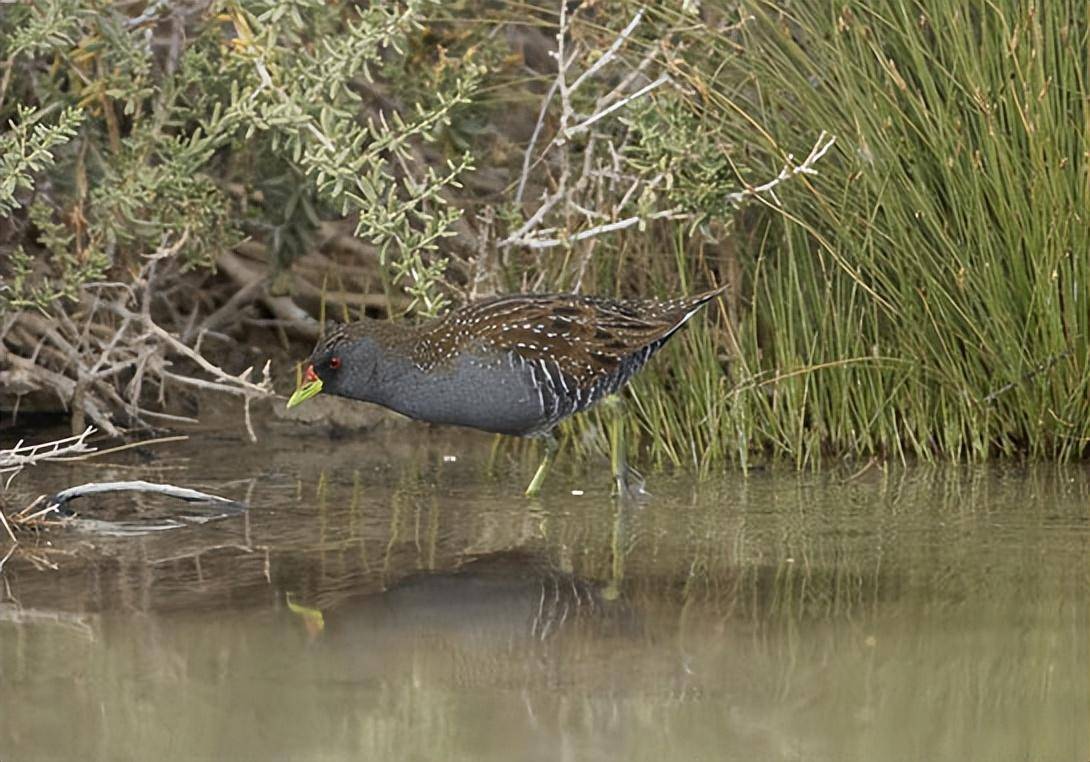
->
[0, 104, 85, 216]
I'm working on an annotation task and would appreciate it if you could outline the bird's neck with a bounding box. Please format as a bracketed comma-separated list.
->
[363, 340, 431, 410]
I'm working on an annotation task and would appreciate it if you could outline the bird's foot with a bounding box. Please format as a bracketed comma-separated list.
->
[524, 434, 559, 497]
[612, 463, 650, 501]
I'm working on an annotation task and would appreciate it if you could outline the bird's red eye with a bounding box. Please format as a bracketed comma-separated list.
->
[329, 356, 341, 369]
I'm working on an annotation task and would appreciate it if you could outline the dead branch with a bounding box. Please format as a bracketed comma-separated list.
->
[564, 74, 671, 139]
[0, 346, 121, 436]
[44, 479, 244, 514]
[0, 426, 97, 489]
[1, 478, 245, 542]
[216, 249, 320, 339]
[724, 132, 837, 207]
[5, 479, 245, 538]
[3, 250, 277, 441]
[499, 3, 678, 286]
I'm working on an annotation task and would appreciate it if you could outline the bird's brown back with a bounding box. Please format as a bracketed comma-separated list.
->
[411, 288, 725, 386]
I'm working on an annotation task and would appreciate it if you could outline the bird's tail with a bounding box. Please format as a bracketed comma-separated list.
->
[671, 283, 728, 325]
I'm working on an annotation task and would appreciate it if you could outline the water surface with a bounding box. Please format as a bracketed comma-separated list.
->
[1, 423, 1086, 761]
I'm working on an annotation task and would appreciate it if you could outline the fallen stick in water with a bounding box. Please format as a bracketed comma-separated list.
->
[2, 480, 246, 548]
[44, 480, 245, 516]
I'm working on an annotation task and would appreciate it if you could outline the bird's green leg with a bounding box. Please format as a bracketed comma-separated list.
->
[606, 395, 626, 496]
[604, 394, 645, 498]
[525, 433, 559, 497]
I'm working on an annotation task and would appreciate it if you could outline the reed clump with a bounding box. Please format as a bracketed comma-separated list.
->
[609, 0, 1090, 467]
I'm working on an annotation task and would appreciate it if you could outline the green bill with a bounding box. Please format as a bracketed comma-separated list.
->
[286, 379, 323, 409]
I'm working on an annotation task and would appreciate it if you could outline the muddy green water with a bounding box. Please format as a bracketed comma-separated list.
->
[0, 423, 1086, 761]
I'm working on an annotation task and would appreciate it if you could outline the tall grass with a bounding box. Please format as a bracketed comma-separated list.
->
[607, 0, 1090, 468]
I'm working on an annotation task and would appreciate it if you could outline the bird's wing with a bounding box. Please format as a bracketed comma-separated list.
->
[416, 290, 722, 386]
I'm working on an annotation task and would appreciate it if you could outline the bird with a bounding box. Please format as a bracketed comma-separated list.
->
[287, 286, 725, 495]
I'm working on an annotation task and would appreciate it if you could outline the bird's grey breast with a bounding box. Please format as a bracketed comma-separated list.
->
[386, 350, 556, 436]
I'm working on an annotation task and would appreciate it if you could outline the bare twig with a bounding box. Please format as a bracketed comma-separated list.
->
[47, 434, 189, 462]
[724, 132, 837, 206]
[0, 509, 15, 546]
[0, 543, 15, 574]
[564, 74, 671, 138]
[507, 206, 685, 250]
[515, 74, 563, 205]
[45, 479, 244, 514]
[0, 427, 97, 488]
[0, 427, 93, 547]
[568, 10, 645, 95]
[501, 4, 673, 260]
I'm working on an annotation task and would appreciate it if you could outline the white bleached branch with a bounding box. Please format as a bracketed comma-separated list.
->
[501, 4, 670, 253]
[507, 207, 685, 250]
[0, 427, 97, 488]
[725, 132, 837, 206]
[564, 74, 671, 139]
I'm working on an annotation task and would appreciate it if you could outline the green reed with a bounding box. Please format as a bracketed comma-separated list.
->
[582, 0, 1090, 468]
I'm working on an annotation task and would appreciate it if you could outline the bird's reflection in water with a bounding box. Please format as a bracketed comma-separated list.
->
[295, 553, 642, 664]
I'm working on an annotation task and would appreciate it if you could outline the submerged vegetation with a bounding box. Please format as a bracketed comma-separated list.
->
[1, 1, 1088, 466]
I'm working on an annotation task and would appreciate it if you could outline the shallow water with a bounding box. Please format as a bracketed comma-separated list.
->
[0, 421, 1086, 761]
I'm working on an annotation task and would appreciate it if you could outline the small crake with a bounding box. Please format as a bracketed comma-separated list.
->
[288, 287, 725, 496]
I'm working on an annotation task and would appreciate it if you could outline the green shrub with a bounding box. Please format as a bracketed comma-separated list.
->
[0, 0, 478, 313]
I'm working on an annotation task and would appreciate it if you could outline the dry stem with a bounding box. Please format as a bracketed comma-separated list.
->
[0, 426, 97, 489]
[2, 253, 276, 441]
[500, 3, 679, 286]
[500, 3, 836, 288]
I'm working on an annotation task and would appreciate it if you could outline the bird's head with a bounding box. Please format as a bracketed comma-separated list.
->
[286, 322, 388, 409]
[286, 350, 340, 409]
